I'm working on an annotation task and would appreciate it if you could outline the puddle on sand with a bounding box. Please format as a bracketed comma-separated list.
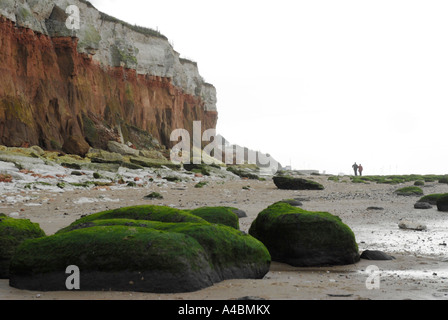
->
[360, 269, 448, 279]
[354, 218, 448, 257]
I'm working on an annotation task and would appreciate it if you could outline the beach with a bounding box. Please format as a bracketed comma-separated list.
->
[1, 175, 448, 301]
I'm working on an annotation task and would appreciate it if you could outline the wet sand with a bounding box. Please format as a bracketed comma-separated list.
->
[1, 176, 448, 300]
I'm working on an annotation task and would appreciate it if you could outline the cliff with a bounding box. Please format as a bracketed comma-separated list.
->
[0, 0, 218, 156]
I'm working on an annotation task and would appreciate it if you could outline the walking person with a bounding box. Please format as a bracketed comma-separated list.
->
[358, 164, 364, 176]
[352, 163, 359, 176]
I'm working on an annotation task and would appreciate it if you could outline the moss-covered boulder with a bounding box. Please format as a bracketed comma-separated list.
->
[189, 207, 240, 229]
[249, 202, 359, 267]
[0, 215, 46, 279]
[9, 226, 215, 292]
[394, 186, 424, 196]
[418, 193, 447, 205]
[10, 213, 271, 293]
[436, 194, 448, 212]
[273, 176, 324, 191]
[57, 219, 270, 284]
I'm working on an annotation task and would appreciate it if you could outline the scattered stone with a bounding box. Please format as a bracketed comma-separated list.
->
[236, 296, 266, 300]
[107, 141, 140, 156]
[360, 250, 396, 261]
[280, 199, 303, 207]
[367, 207, 384, 211]
[62, 135, 90, 157]
[398, 220, 427, 231]
[273, 176, 324, 191]
[144, 192, 164, 200]
[231, 209, 248, 219]
[414, 202, 432, 210]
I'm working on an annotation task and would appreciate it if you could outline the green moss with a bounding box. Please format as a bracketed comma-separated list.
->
[79, 25, 101, 49]
[194, 182, 208, 188]
[58, 206, 206, 233]
[394, 186, 424, 196]
[184, 164, 212, 176]
[0, 216, 46, 278]
[55, 219, 270, 276]
[351, 177, 369, 184]
[10, 226, 206, 276]
[418, 193, 448, 205]
[439, 177, 448, 184]
[328, 176, 340, 182]
[227, 166, 259, 180]
[163, 176, 182, 183]
[130, 157, 181, 170]
[189, 207, 240, 229]
[144, 192, 164, 200]
[69, 181, 95, 188]
[111, 45, 138, 68]
[0, 97, 34, 127]
[349, 175, 448, 185]
[99, 12, 167, 40]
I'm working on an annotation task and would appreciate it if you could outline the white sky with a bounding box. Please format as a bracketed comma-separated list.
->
[89, 0, 448, 175]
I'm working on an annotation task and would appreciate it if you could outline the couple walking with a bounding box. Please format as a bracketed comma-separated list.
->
[352, 163, 364, 176]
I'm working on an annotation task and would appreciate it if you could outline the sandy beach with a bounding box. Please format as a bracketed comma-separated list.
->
[1, 174, 448, 301]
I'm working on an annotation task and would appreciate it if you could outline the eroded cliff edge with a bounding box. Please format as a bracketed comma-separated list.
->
[0, 0, 218, 156]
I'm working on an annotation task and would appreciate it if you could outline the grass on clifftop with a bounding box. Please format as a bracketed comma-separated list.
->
[99, 12, 168, 40]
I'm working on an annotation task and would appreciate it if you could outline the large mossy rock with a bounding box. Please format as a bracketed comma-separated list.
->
[9, 206, 271, 293]
[418, 194, 447, 205]
[249, 202, 359, 267]
[189, 207, 240, 229]
[436, 194, 448, 212]
[9, 226, 214, 293]
[0, 214, 46, 279]
[57, 219, 269, 283]
[273, 176, 324, 191]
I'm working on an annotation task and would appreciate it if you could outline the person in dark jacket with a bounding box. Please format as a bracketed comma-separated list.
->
[352, 163, 359, 176]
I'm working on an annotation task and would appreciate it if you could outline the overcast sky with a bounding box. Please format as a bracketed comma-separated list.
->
[89, 0, 448, 175]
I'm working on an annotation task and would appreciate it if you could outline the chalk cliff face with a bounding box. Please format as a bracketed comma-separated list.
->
[0, 0, 218, 155]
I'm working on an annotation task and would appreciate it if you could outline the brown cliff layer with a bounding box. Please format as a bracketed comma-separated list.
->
[0, 16, 218, 156]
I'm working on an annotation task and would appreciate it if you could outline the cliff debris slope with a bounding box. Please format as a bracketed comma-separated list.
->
[0, 0, 218, 156]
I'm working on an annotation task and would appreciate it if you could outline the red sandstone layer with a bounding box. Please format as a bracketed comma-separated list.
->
[0, 16, 218, 155]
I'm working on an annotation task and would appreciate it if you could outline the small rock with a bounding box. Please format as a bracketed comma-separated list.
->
[360, 250, 396, 261]
[231, 209, 248, 219]
[367, 207, 384, 211]
[237, 296, 266, 300]
[414, 202, 432, 210]
[280, 199, 303, 207]
[398, 220, 427, 231]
